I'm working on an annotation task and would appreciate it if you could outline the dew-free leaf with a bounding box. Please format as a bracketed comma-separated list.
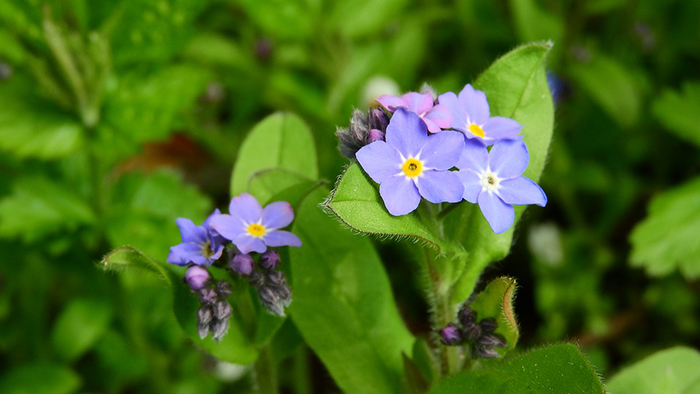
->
[606, 347, 700, 394]
[652, 81, 700, 148]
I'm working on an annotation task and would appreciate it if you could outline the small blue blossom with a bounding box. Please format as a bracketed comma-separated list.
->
[439, 84, 522, 145]
[210, 193, 302, 254]
[457, 140, 547, 234]
[356, 108, 465, 216]
[167, 209, 226, 267]
[377, 92, 452, 134]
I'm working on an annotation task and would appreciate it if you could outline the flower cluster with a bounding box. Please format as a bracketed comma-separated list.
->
[167, 193, 302, 340]
[344, 83, 547, 233]
[438, 306, 507, 359]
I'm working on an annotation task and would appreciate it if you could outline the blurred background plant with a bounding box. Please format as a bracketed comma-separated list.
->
[0, 0, 698, 392]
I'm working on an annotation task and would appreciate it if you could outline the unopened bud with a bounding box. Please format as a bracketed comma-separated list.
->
[367, 129, 385, 143]
[478, 334, 506, 349]
[197, 322, 210, 339]
[479, 318, 497, 334]
[249, 270, 265, 288]
[260, 250, 280, 270]
[214, 300, 233, 320]
[229, 253, 254, 276]
[439, 324, 463, 346]
[197, 305, 213, 326]
[185, 265, 210, 290]
[211, 319, 229, 342]
[458, 307, 477, 327]
[463, 323, 481, 341]
[198, 288, 218, 305]
[216, 280, 232, 298]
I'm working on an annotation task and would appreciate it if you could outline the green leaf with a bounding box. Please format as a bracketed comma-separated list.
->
[325, 163, 451, 254]
[0, 177, 94, 243]
[290, 187, 414, 394]
[569, 53, 641, 128]
[0, 78, 83, 160]
[469, 277, 519, 354]
[247, 168, 312, 206]
[652, 81, 700, 148]
[509, 0, 563, 43]
[606, 347, 700, 394]
[430, 344, 604, 393]
[330, 0, 409, 38]
[50, 298, 112, 362]
[630, 177, 700, 279]
[447, 41, 554, 304]
[101, 245, 173, 285]
[231, 112, 318, 197]
[0, 364, 81, 394]
[237, 0, 319, 39]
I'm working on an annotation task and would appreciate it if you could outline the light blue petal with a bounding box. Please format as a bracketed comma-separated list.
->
[356, 141, 402, 183]
[438, 91, 467, 133]
[167, 242, 206, 266]
[385, 108, 429, 157]
[458, 84, 490, 125]
[264, 230, 302, 248]
[376, 94, 406, 112]
[457, 169, 482, 203]
[483, 116, 522, 142]
[402, 92, 434, 115]
[379, 175, 422, 216]
[489, 140, 529, 179]
[175, 218, 207, 244]
[478, 192, 514, 234]
[424, 104, 452, 130]
[415, 170, 464, 203]
[234, 234, 267, 254]
[456, 139, 488, 173]
[261, 201, 294, 230]
[209, 214, 246, 242]
[498, 176, 547, 207]
[419, 131, 464, 170]
[229, 193, 263, 224]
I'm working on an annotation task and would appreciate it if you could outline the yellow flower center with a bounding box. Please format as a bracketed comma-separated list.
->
[468, 124, 485, 138]
[402, 158, 423, 178]
[247, 223, 266, 238]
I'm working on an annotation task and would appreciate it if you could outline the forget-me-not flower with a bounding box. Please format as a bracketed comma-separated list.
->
[356, 108, 465, 216]
[210, 193, 302, 254]
[439, 84, 521, 145]
[377, 92, 452, 134]
[167, 209, 226, 267]
[457, 140, 547, 234]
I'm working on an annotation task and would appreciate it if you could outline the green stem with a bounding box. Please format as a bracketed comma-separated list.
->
[253, 344, 279, 394]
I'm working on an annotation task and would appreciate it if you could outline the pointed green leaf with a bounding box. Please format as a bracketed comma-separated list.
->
[606, 347, 700, 394]
[231, 112, 318, 198]
[431, 344, 604, 393]
[470, 277, 519, 354]
[290, 187, 414, 394]
[325, 163, 451, 254]
[51, 298, 112, 362]
[652, 81, 700, 148]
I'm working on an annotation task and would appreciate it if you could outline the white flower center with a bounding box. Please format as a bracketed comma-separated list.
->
[480, 169, 500, 193]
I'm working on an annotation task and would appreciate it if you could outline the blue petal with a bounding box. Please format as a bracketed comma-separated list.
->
[483, 116, 522, 142]
[356, 141, 402, 183]
[386, 108, 429, 157]
[201, 208, 222, 229]
[419, 131, 464, 170]
[261, 201, 294, 230]
[402, 92, 434, 115]
[379, 175, 421, 216]
[265, 230, 302, 248]
[458, 84, 490, 125]
[438, 91, 467, 133]
[478, 192, 514, 234]
[209, 214, 246, 242]
[229, 193, 263, 224]
[456, 139, 488, 173]
[457, 169, 482, 203]
[176, 218, 207, 244]
[167, 242, 206, 266]
[415, 170, 464, 203]
[424, 104, 452, 130]
[488, 140, 529, 179]
[498, 176, 547, 207]
[234, 234, 267, 254]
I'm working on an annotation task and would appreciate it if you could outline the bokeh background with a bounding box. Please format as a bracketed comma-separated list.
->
[1, 0, 699, 392]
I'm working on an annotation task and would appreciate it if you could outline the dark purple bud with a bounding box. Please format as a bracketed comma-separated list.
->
[197, 305, 213, 326]
[258, 286, 286, 316]
[214, 300, 233, 320]
[198, 288, 218, 305]
[464, 323, 481, 341]
[266, 270, 285, 285]
[229, 253, 255, 276]
[478, 334, 506, 349]
[260, 250, 280, 270]
[367, 129, 385, 143]
[370, 108, 389, 130]
[439, 324, 463, 346]
[211, 319, 229, 342]
[197, 322, 210, 339]
[185, 265, 210, 290]
[215, 280, 232, 299]
[476, 346, 500, 359]
[458, 307, 477, 327]
[479, 318, 497, 334]
[249, 270, 265, 288]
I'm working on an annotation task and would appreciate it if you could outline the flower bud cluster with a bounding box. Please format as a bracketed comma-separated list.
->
[336, 107, 390, 159]
[438, 306, 507, 359]
[184, 265, 233, 342]
[229, 250, 292, 317]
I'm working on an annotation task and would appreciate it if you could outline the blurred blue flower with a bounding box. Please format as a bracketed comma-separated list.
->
[377, 92, 452, 133]
[167, 209, 225, 267]
[356, 108, 464, 216]
[439, 84, 522, 145]
[457, 140, 547, 233]
[210, 193, 301, 254]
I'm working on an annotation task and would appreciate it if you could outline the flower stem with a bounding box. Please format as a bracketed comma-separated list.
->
[253, 344, 278, 394]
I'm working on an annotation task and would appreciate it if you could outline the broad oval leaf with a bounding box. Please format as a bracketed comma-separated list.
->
[606, 347, 700, 394]
[290, 187, 414, 394]
[652, 81, 700, 148]
[430, 344, 604, 393]
[50, 298, 112, 362]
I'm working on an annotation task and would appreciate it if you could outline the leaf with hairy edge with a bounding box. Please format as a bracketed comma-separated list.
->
[325, 163, 451, 254]
[430, 344, 604, 393]
[446, 41, 554, 305]
[469, 277, 519, 354]
[290, 187, 414, 394]
[231, 112, 317, 198]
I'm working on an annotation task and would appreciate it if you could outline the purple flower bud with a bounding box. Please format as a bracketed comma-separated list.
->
[266, 270, 285, 285]
[370, 108, 389, 131]
[249, 270, 265, 287]
[475, 346, 500, 359]
[367, 129, 385, 143]
[197, 305, 213, 326]
[463, 323, 481, 341]
[439, 324, 463, 346]
[229, 253, 254, 276]
[197, 322, 210, 339]
[185, 265, 210, 290]
[198, 288, 218, 305]
[260, 250, 280, 270]
[479, 318, 497, 335]
[478, 334, 506, 349]
[458, 307, 476, 327]
[214, 300, 233, 320]
[215, 280, 232, 299]
[211, 319, 229, 342]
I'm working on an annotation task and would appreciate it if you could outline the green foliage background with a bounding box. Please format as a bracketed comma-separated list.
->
[0, 0, 699, 392]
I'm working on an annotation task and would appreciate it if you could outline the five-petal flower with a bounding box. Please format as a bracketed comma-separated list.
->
[167, 209, 226, 267]
[377, 92, 452, 134]
[456, 140, 547, 234]
[210, 193, 302, 254]
[356, 108, 465, 216]
[439, 84, 522, 145]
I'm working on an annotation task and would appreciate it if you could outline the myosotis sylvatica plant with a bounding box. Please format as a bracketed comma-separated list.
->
[102, 42, 607, 393]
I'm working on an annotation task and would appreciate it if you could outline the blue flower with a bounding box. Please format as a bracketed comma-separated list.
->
[457, 140, 547, 233]
[167, 209, 226, 267]
[356, 108, 465, 216]
[439, 84, 522, 145]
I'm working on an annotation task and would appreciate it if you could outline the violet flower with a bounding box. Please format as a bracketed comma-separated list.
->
[210, 193, 302, 254]
[439, 84, 522, 145]
[457, 140, 547, 234]
[356, 108, 465, 216]
[167, 209, 225, 267]
[377, 92, 452, 134]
